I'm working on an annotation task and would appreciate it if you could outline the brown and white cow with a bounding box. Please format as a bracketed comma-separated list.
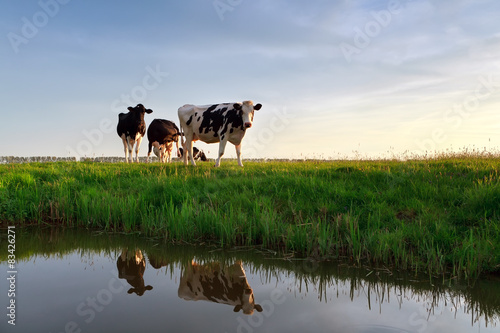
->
[116, 249, 153, 296]
[178, 101, 262, 167]
[146, 118, 181, 163]
[178, 260, 263, 315]
[117, 104, 153, 163]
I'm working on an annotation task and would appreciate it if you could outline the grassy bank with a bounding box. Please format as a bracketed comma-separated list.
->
[1, 155, 499, 278]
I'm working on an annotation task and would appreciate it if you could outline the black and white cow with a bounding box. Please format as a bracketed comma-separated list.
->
[178, 101, 262, 167]
[178, 260, 263, 315]
[146, 118, 181, 163]
[116, 249, 153, 296]
[117, 104, 153, 163]
[178, 147, 207, 162]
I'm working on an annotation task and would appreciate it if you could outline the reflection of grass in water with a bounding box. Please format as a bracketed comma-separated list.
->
[0, 151, 499, 279]
[2, 227, 499, 327]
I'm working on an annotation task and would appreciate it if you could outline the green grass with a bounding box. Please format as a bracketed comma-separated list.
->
[1, 154, 499, 278]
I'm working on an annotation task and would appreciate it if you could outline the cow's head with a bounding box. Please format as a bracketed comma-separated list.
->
[153, 142, 173, 162]
[233, 288, 263, 315]
[117, 249, 153, 296]
[152, 145, 165, 160]
[198, 150, 208, 162]
[234, 101, 262, 129]
[127, 104, 153, 117]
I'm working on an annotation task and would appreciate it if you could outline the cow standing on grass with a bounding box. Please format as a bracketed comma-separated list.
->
[117, 104, 153, 163]
[146, 118, 181, 163]
[178, 101, 262, 167]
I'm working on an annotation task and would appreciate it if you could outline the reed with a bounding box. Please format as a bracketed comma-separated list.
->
[1, 153, 499, 278]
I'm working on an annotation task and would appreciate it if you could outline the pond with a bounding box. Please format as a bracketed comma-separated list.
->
[1, 227, 498, 333]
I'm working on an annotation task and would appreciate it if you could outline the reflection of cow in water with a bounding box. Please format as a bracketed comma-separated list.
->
[178, 260, 262, 315]
[117, 249, 153, 296]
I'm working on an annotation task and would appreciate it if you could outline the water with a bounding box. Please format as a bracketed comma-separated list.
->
[1, 228, 498, 333]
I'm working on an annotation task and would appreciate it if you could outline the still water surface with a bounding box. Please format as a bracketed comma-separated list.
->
[1, 228, 498, 333]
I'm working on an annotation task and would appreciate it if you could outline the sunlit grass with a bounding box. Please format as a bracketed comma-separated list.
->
[0, 151, 499, 278]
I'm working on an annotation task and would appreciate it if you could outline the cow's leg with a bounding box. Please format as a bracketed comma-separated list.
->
[182, 139, 189, 165]
[166, 143, 173, 163]
[235, 144, 244, 167]
[182, 131, 196, 166]
[128, 139, 135, 163]
[147, 141, 153, 163]
[187, 138, 197, 166]
[175, 138, 180, 159]
[152, 142, 161, 163]
[135, 136, 143, 163]
[215, 140, 228, 167]
[160, 145, 167, 163]
[121, 134, 129, 163]
[161, 143, 166, 163]
[126, 136, 136, 163]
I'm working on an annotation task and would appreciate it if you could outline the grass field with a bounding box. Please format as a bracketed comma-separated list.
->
[1, 153, 499, 278]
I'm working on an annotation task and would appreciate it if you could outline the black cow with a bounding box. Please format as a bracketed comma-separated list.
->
[178, 147, 207, 162]
[117, 104, 153, 163]
[146, 118, 181, 163]
[178, 101, 262, 167]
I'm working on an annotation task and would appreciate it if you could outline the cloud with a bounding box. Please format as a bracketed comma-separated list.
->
[2, 0, 500, 158]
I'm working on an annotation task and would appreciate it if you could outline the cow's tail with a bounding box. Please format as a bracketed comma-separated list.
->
[175, 135, 180, 158]
[178, 125, 184, 158]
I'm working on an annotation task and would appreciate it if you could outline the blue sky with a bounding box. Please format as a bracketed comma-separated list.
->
[2, 0, 500, 160]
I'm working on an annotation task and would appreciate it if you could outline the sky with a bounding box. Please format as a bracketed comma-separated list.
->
[2, 0, 500, 160]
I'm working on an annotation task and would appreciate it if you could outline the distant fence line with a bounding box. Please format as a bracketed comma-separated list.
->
[0, 156, 316, 164]
[1, 156, 77, 164]
[0, 156, 132, 164]
[5, 152, 496, 164]
[0, 156, 182, 164]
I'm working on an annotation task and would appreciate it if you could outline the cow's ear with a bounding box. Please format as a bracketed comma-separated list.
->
[127, 107, 133, 111]
[254, 103, 262, 111]
[254, 304, 263, 312]
[233, 103, 242, 110]
[233, 305, 242, 313]
[146, 109, 153, 114]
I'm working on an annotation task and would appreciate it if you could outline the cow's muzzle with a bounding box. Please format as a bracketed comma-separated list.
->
[244, 122, 252, 128]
